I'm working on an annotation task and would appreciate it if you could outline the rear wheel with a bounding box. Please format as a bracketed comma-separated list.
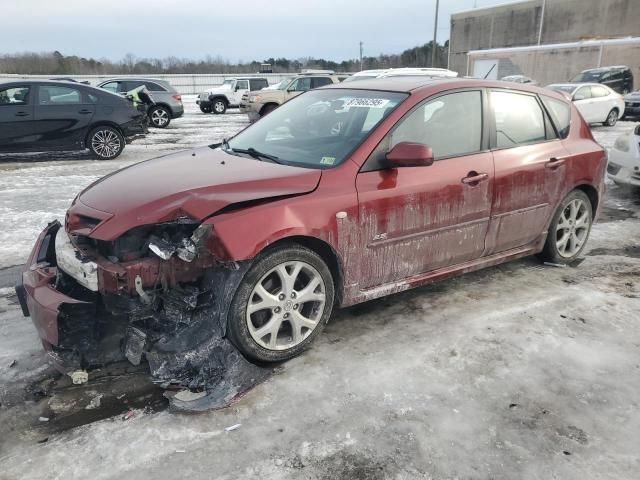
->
[604, 108, 619, 127]
[212, 98, 227, 114]
[227, 245, 335, 362]
[149, 105, 171, 128]
[88, 126, 124, 160]
[540, 190, 593, 264]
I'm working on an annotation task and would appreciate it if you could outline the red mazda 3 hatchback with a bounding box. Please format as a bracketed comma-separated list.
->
[17, 77, 606, 371]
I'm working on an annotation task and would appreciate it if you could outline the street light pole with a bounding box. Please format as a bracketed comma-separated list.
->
[359, 41, 363, 71]
[431, 0, 440, 67]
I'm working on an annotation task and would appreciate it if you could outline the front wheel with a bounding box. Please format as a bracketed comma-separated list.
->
[604, 108, 619, 127]
[212, 98, 227, 114]
[227, 245, 335, 362]
[88, 126, 124, 160]
[540, 190, 593, 264]
[149, 106, 171, 128]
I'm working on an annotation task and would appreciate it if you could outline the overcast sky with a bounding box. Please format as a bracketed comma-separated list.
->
[2, 0, 505, 62]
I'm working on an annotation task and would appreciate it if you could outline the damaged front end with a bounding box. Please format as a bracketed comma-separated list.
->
[16, 219, 269, 410]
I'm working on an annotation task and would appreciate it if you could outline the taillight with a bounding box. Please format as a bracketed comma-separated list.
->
[173, 95, 182, 102]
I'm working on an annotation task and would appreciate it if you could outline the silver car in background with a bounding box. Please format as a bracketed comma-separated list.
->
[97, 78, 184, 128]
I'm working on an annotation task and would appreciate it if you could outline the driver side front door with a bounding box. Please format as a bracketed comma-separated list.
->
[354, 90, 494, 290]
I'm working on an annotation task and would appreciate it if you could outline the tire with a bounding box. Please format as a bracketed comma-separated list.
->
[226, 244, 335, 363]
[212, 98, 227, 114]
[149, 105, 171, 128]
[539, 190, 593, 264]
[260, 103, 278, 117]
[200, 105, 212, 114]
[604, 108, 619, 127]
[87, 126, 124, 160]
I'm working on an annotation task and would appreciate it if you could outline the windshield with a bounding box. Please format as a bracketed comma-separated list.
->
[571, 71, 604, 82]
[225, 89, 407, 169]
[278, 78, 295, 90]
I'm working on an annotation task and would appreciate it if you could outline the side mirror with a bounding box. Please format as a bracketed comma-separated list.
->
[386, 142, 434, 168]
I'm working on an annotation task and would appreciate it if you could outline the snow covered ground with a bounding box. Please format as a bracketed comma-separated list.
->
[0, 101, 639, 479]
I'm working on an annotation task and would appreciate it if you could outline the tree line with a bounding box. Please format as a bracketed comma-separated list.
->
[0, 42, 449, 75]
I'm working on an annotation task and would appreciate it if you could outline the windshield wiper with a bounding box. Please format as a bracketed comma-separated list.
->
[228, 147, 283, 164]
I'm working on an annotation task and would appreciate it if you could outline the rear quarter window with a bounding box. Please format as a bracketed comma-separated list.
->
[541, 95, 571, 139]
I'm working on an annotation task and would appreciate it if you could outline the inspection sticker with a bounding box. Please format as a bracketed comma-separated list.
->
[320, 156, 336, 165]
[344, 98, 390, 108]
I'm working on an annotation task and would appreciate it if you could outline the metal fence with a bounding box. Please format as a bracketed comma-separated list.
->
[0, 73, 294, 94]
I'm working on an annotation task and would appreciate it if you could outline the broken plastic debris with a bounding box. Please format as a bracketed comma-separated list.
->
[225, 423, 242, 432]
[544, 262, 567, 268]
[69, 370, 89, 384]
[122, 410, 135, 421]
[9, 359, 17, 368]
[38, 417, 49, 422]
[174, 390, 207, 402]
[85, 394, 103, 410]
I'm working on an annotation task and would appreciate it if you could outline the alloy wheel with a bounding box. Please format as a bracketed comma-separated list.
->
[214, 100, 226, 113]
[246, 261, 326, 351]
[606, 110, 618, 126]
[555, 198, 591, 258]
[91, 129, 121, 158]
[151, 108, 169, 127]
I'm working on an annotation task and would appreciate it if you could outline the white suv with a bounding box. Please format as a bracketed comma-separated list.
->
[197, 77, 269, 114]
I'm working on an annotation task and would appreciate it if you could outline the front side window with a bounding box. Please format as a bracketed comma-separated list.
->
[541, 95, 571, 139]
[225, 89, 407, 169]
[491, 91, 546, 148]
[38, 86, 82, 105]
[573, 86, 592, 101]
[100, 82, 121, 93]
[289, 77, 312, 92]
[235, 80, 249, 90]
[390, 90, 482, 159]
[0, 86, 30, 105]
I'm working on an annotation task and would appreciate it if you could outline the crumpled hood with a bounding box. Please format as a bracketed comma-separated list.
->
[70, 146, 321, 241]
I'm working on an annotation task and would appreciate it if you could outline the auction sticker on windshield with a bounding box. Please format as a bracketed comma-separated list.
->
[344, 98, 390, 108]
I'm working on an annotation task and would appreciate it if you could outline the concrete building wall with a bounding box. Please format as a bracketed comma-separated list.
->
[449, 0, 640, 76]
[468, 41, 640, 88]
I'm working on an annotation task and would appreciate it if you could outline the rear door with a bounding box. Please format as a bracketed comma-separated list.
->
[0, 84, 36, 151]
[355, 89, 493, 288]
[33, 84, 96, 150]
[486, 89, 568, 254]
[230, 79, 249, 105]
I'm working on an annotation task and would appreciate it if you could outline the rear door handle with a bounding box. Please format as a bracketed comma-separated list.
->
[461, 172, 489, 185]
[15, 111, 30, 117]
[78, 109, 93, 114]
[545, 157, 566, 169]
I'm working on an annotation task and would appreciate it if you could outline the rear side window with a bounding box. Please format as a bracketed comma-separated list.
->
[250, 79, 268, 91]
[591, 85, 609, 97]
[312, 77, 333, 88]
[541, 95, 571, 139]
[144, 82, 167, 92]
[38, 86, 82, 105]
[101, 81, 119, 93]
[0, 86, 30, 105]
[490, 91, 546, 148]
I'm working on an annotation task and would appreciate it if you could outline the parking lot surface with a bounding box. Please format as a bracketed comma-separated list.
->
[0, 98, 639, 479]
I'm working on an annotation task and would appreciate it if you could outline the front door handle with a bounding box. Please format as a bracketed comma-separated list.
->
[15, 111, 30, 117]
[78, 109, 93, 114]
[545, 157, 566, 169]
[461, 171, 489, 185]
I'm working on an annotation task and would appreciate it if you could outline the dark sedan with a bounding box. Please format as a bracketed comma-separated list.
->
[622, 90, 640, 119]
[0, 80, 148, 159]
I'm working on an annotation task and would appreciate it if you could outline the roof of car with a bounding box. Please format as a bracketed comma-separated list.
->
[323, 77, 559, 96]
[548, 82, 606, 88]
[580, 65, 629, 72]
[98, 77, 170, 84]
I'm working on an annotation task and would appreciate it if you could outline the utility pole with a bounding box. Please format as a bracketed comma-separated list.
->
[537, 0, 546, 45]
[359, 41, 363, 71]
[431, 0, 440, 67]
